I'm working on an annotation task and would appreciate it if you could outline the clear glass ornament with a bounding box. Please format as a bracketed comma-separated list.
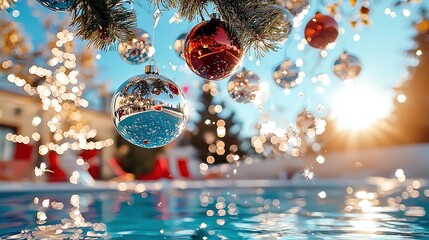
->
[227, 69, 261, 104]
[118, 29, 155, 65]
[296, 110, 316, 134]
[272, 59, 303, 89]
[111, 64, 188, 148]
[333, 51, 362, 80]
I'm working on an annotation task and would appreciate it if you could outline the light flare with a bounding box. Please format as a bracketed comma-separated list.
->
[331, 83, 392, 130]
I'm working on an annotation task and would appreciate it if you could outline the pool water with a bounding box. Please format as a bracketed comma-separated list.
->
[0, 179, 428, 239]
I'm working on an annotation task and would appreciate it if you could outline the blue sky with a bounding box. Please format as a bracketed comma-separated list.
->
[3, 0, 428, 137]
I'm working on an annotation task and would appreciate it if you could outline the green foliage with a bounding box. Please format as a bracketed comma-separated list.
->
[391, 17, 429, 144]
[70, 0, 137, 50]
[69, 0, 289, 56]
[114, 134, 164, 176]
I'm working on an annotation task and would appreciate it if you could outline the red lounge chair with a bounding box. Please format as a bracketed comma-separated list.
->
[0, 143, 34, 181]
[177, 158, 191, 178]
[13, 142, 34, 161]
[79, 149, 100, 180]
[47, 151, 67, 182]
[47, 149, 101, 182]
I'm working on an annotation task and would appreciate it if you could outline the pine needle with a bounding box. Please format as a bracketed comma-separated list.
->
[70, 0, 137, 50]
[155, 0, 290, 57]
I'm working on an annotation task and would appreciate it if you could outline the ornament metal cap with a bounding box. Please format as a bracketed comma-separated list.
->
[210, 13, 221, 20]
[145, 59, 159, 74]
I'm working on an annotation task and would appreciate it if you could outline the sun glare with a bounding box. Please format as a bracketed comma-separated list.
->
[331, 83, 392, 130]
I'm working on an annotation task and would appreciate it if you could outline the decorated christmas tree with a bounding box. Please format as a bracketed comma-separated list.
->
[190, 81, 246, 164]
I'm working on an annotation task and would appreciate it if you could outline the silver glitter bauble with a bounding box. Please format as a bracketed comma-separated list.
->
[36, 0, 74, 11]
[111, 64, 188, 148]
[227, 69, 261, 104]
[118, 29, 155, 65]
[333, 51, 362, 80]
[273, 59, 303, 89]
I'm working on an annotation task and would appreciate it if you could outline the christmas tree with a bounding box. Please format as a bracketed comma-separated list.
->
[114, 134, 165, 176]
[189, 81, 246, 164]
[391, 13, 429, 144]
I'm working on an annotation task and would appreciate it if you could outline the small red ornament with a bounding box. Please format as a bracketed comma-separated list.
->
[304, 12, 338, 49]
[184, 13, 243, 80]
[168, 83, 179, 95]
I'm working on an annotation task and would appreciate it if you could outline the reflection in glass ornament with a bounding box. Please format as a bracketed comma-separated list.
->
[111, 64, 188, 148]
[333, 51, 362, 80]
[227, 69, 261, 104]
[184, 13, 243, 80]
[173, 32, 187, 59]
[36, 0, 74, 11]
[118, 29, 155, 65]
[272, 59, 304, 89]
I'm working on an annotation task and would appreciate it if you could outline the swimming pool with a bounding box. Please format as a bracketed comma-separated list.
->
[0, 179, 428, 239]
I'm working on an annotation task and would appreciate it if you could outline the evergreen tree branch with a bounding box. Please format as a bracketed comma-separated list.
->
[154, 0, 290, 57]
[70, 0, 137, 50]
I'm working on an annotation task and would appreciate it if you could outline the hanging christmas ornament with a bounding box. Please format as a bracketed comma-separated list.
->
[35, 0, 74, 11]
[227, 69, 261, 104]
[276, 7, 294, 43]
[304, 12, 339, 49]
[296, 110, 316, 134]
[277, 0, 309, 16]
[118, 28, 155, 65]
[111, 63, 188, 148]
[272, 59, 303, 89]
[184, 13, 243, 80]
[333, 51, 362, 80]
[173, 32, 187, 59]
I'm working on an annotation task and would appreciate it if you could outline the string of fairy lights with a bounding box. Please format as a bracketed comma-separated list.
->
[5, 29, 113, 159]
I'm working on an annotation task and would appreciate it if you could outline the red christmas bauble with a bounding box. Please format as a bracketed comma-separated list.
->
[184, 14, 243, 80]
[304, 13, 338, 49]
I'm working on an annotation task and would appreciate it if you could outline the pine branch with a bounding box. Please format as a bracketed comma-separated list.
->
[154, 0, 290, 57]
[213, 0, 289, 57]
[70, 0, 137, 50]
[153, 0, 180, 9]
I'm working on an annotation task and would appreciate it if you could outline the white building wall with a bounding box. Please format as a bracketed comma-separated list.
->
[0, 90, 117, 179]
